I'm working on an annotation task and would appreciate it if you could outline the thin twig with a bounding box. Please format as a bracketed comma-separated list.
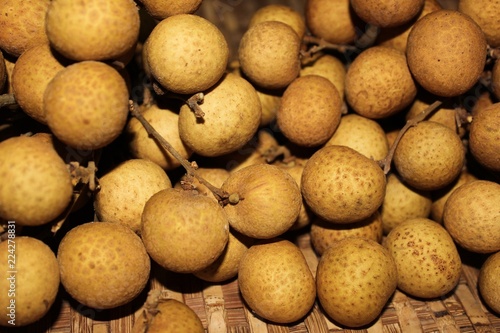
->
[129, 101, 228, 202]
[0, 94, 16, 108]
[301, 35, 359, 59]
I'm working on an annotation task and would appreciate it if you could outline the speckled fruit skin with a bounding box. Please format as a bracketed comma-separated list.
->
[406, 10, 487, 97]
[0, 136, 73, 226]
[141, 0, 203, 20]
[178, 73, 261, 157]
[326, 113, 389, 161]
[12, 44, 66, 124]
[238, 21, 301, 90]
[147, 14, 229, 95]
[443, 180, 500, 254]
[345, 46, 417, 119]
[468, 102, 500, 172]
[238, 239, 316, 324]
[0, 0, 50, 57]
[351, 0, 424, 27]
[301, 145, 386, 224]
[44, 61, 129, 151]
[141, 188, 229, 273]
[0, 237, 60, 327]
[46, 0, 140, 61]
[57, 222, 151, 309]
[249, 4, 306, 39]
[384, 218, 462, 299]
[277, 75, 341, 147]
[221, 164, 302, 239]
[478, 251, 500, 315]
[300, 53, 346, 100]
[146, 299, 204, 333]
[94, 159, 172, 234]
[393, 121, 465, 191]
[459, 0, 500, 48]
[316, 237, 397, 328]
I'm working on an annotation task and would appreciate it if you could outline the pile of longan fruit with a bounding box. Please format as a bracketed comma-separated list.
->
[0, 0, 499, 330]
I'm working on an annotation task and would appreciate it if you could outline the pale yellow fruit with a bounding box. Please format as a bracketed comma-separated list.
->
[0, 0, 50, 57]
[317, 237, 397, 327]
[459, 0, 500, 48]
[145, 299, 204, 333]
[301, 145, 386, 224]
[141, 0, 203, 20]
[12, 44, 66, 124]
[249, 4, 306, 39]
[326, 113, 389, 161]
[469, 102, 500, 172]
[147, 14, 228, 94]
[45, 61, 129, 150]
[46, 0, 140, 61]
[141, 188, 229, 273]
[380, 173, 432, 234]
[0, 237, 59, 327]
[238, 239, 316, 324]
[351, 0, 424, 28]
[345, 46, 417, 119]
[58, 222, 151, 309]
[221, 164, 302, 239]
[385, 218, 462, 298]
[478, 251, 500, 315]
[0, 136, 73, 226]
[443, 180, 500, 254]
[127, 103, 193, 170]
[238, 21, 301, 89]
[94, 159, 172, 233]
[300, 53, 346, 101]
[178, 73, 261, 157]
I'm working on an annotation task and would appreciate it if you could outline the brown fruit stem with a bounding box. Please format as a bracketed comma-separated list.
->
[151, 81, 206, 119]
[378, 100, 443, 174]
[487, 45, 500, 61]
[129, 101, 229, 202]
[0, 94, 17, 108]
[301, 35, 358, 59]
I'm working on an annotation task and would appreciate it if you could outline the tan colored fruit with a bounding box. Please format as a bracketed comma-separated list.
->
[175, 167, 229, 202]
[443, 180, 500, 254]
[44, 61, 129, 150]
[385, 129, 400, 149]
[141, 188, 229, 273]
[351, 0, 424, 27]
[345, 46, 417, 119]
[46, 0, 140, 61]
[238, 239, 316, 324]
[147, 14, 228, 94]
[385, 218, 462, 298]
[0, 237, 59, 327]
[459, 0, 500, 48]
[430, 170, 477, 224]
[472, 91, 494, 117]
[145, 299, 204, 333]
[249, 4, 306, 39]
[127, 103, 193, 170]
[0, 136, 72, 226]
[380, 173, 432, 234]
[305, 0, 359, 44]
[2, 53, 15, 94]
[94, 159, 172, 233]
[478, 251, 500, 315]
[0, 0, 50, 57]
[491, 60, 500, 101]
[12, 44, 66, 124]
[325, 113, 389, 161]
[468, 102, 500, 172]
[317, 237, 397, 327]
[277, 75, 342, 147]
[393, 121, 465, 191]
[311, 212, 383, 256]
[178, 73, 261, 157]
[221, 164, 301, 239]
[376, 0, 442, 52]
[194, 229, 254, 283]
[58, 222, 151, 309]
[238, 21, 301, 89]
[141, 0, 203, 20]
[301, 145, 386, 224]
[300, 53, 346, 101]
[406, 10, 487, 97]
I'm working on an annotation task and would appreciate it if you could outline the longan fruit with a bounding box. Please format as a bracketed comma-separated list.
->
[406, 10, 487, 97]
[0, 0, 50, 57]
[44, 61, 129, 151]
[143, 299, 204, 333]
[469, 102, 500, 172]
[478, 251, 500, 315]
[345, 46, 417, 119]
[141, 0, 203, 20]
[147, 14, 229, 94]
[238, 21, 301, 90]
[350, 0, 425, 28]
[300, 53, 346, 101]
[248, 4, 306, 39]
[459, 0, 500, 48]
[277, 75, 342, 147]
[46, 0, 140, 61]
[12, 44, 66, 124]
[0, 136, 73, 226]
[491, 60, 500, 101]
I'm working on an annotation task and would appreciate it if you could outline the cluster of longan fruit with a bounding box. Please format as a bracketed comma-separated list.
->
[0, 0, 499, 330]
